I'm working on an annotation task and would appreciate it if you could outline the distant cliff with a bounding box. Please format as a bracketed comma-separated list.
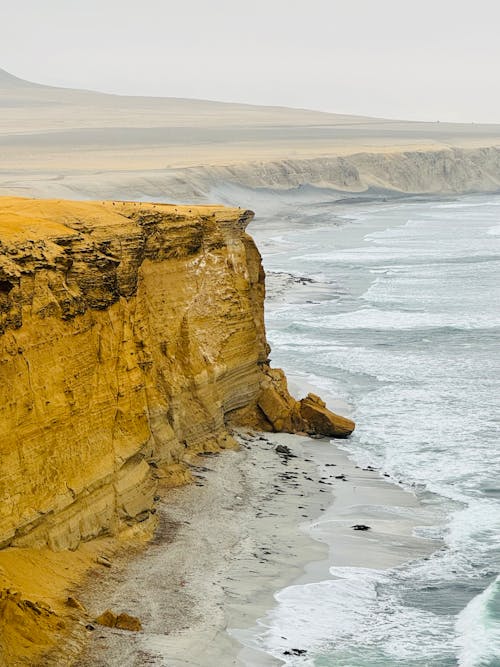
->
[8, 146, 500, 203]
[0, 197, 352, 664]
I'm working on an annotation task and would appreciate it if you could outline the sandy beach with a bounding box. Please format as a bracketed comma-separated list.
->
[72, 429, 440, 667]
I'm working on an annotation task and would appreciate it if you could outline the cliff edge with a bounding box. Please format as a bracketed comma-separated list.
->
[0, 196, 353, 664]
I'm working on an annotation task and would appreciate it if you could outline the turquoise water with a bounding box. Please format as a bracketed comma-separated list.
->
[247, 194, 500, 667]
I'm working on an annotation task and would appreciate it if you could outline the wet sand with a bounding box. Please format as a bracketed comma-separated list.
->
[74, 431, 439, 667]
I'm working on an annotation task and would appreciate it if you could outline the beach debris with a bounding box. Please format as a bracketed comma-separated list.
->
[66, 596, 87, 613]
[189, 464, 212, 472]
[335, 474, 347, 480]
[95, 609, 142, 632]
[96, 555, 112, 568]
[352, 524, 371, 531]
[275, 444, 296, 458]
[278, 471, 298, 483]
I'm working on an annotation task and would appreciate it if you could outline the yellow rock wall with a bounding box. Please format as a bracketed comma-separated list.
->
[0, 195, 355, 665]
[0, 197, 267, 552]
[0, 196, 354, 558]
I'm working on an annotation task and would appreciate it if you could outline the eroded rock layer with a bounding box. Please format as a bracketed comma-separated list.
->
[0, 196, 353, 557]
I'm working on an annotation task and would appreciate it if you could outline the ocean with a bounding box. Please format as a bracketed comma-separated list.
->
[244, 192, 500, 667]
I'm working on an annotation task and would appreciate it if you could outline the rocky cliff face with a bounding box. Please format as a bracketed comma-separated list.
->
[184, 146, 500, 198]
[0, 197, 353, 559]
[15, 146, 500, 203]
[0, 196, 355, 664]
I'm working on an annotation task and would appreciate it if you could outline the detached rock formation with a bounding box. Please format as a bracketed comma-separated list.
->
[95, 609, 142, 632]
[239, 366, 355, 438]
[0, 195, 354, 663]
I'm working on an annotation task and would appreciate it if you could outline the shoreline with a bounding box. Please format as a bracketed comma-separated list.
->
[73, 430, 440, 667]
[2, 148, 500, 204]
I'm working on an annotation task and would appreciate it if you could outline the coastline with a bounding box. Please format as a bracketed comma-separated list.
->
[1, 71, 498, 667]
[73, 430, 440, 667]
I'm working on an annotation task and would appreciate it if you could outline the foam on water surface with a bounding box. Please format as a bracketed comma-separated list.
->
[456, 576, 500, 667]
[243, 194, 500, 666]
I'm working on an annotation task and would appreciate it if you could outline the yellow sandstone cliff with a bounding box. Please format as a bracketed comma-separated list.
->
[0, 196, 354, 664]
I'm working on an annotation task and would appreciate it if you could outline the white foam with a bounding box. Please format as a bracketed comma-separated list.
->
[248, 193, 500, 665]
[456, 576, 500, 666]
[243, 567, 455, 664]
[296, 306, 500, 330]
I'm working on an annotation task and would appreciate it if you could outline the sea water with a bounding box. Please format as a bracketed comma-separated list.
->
[244, 193, 500, 667]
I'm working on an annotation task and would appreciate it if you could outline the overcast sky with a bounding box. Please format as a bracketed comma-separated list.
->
[2, 0, 499, 123]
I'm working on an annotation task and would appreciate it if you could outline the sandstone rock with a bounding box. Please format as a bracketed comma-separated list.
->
[300, 394, 355, 438]
[0, 198, 263, 551]
[95, 609, 118, 628]
[0, 196, 362, 667]
[96, 556, 112, 568]
[243, 367, 355, 438]
[258, 385, 293, 432]
[256, 367, 302, 432]
[65, 596, 87, 613]
[95, 609, 142, 632]
[0, 195, 354, 556]
[116, 612, 143, 632]
[0, 590, 63, 666]
[0, 194, 355, 666]
[305, 393, 326, 408]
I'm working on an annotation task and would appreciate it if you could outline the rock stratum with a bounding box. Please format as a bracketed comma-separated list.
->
[0, 196, 353, 665]
[4, 147, 500, 204]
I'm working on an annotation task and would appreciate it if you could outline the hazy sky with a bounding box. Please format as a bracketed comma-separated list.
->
[2, 0, 499, 122]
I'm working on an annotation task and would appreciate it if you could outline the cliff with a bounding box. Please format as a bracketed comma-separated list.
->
[10, 146, 499, 206]
[0, 196, 353, 664]
[200, 146, 500, 197]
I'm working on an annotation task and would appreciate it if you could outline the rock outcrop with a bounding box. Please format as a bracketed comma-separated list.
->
[0, 198, 245, 552]
[234, 366, 355, 437]
[0, 196, 353, 664]
[95, 609, 142, 632]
